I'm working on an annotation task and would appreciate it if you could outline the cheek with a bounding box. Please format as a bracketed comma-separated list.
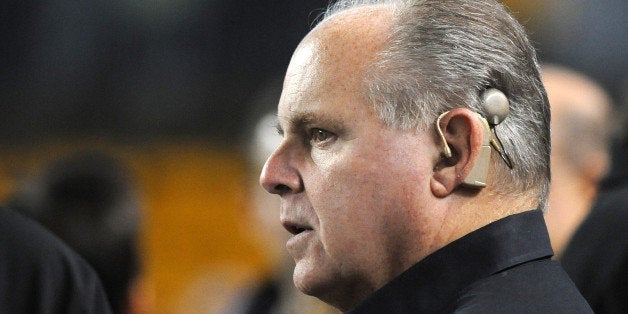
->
[308, 149, 420, 255]
[311, 151, 384, 213]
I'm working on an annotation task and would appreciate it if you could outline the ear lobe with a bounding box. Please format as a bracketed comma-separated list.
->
[431, 108, 489, 197]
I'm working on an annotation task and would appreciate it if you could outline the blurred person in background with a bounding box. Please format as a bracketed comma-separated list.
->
[543, 64, 613, 257]
[0, 205, 112, 313]
[5, 151, 148, 314]
[543, 64, 628, 313]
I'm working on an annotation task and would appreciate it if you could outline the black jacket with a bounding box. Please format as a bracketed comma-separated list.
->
[348, 210, 591, 313]
[561, 174, 628, 314]
[0, 207, 112, 313]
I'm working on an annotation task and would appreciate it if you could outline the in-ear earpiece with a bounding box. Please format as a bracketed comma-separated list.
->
[434, 89, 514, 190]
[436, 111, 453, 159]
[482, 88, 509, 125]
[435, 111, 492, 188]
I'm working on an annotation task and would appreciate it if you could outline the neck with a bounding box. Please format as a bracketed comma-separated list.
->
[434, 190, 537, 252]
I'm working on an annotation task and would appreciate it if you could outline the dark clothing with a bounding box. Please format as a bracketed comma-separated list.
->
[348, 210, 591, 313]
[560, 177, 628, 313]
[223, 276, 280, 314]
[0, 207, 112, 313]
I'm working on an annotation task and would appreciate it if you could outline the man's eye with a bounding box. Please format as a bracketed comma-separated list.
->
[310, 128, 332, 143]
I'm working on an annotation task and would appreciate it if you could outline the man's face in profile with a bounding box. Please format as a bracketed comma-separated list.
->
[260, 7, 439, 309]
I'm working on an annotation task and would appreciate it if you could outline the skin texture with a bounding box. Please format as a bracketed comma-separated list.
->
[260, 5, 534, 311]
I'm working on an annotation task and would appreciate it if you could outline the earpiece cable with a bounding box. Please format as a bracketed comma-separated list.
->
[490, 127, 514, 169]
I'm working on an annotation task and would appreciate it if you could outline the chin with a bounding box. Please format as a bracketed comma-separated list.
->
[293, 260, 318, 295]
[293, 259, 349, 309]
[293, 258, 332, 293]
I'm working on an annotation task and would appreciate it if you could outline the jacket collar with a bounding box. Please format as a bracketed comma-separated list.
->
[348, 209, 553, 313]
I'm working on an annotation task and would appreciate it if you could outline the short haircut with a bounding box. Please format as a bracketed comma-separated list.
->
[322, 0, 550, 210]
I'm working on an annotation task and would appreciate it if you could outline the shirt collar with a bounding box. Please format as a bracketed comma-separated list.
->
[348, 209, 553, 313]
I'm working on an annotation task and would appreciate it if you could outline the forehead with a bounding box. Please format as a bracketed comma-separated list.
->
[278, 5, 393, 122]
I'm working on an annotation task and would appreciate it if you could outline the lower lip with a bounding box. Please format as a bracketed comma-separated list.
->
[286, 229, 313, 252]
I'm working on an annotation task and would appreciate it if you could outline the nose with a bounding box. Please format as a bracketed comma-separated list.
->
[259, 143, 302, 195]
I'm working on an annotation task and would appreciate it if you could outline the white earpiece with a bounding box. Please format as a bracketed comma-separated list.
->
[482, 88, 509, 125]
[436, 111, 492, 188]
[435, 88, 512, 189]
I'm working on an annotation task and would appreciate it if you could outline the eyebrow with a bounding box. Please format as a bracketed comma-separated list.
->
[277, 111, 345, 135]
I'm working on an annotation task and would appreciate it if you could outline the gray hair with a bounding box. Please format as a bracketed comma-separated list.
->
[322, 0, 550, 210]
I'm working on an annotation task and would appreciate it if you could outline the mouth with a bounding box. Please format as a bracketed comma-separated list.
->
[282, 222, 313, 236]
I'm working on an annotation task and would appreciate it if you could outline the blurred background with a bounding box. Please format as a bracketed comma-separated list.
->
[0, 0, 625, 313]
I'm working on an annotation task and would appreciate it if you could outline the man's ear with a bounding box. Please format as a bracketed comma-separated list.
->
[431, 108, 490, 197]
